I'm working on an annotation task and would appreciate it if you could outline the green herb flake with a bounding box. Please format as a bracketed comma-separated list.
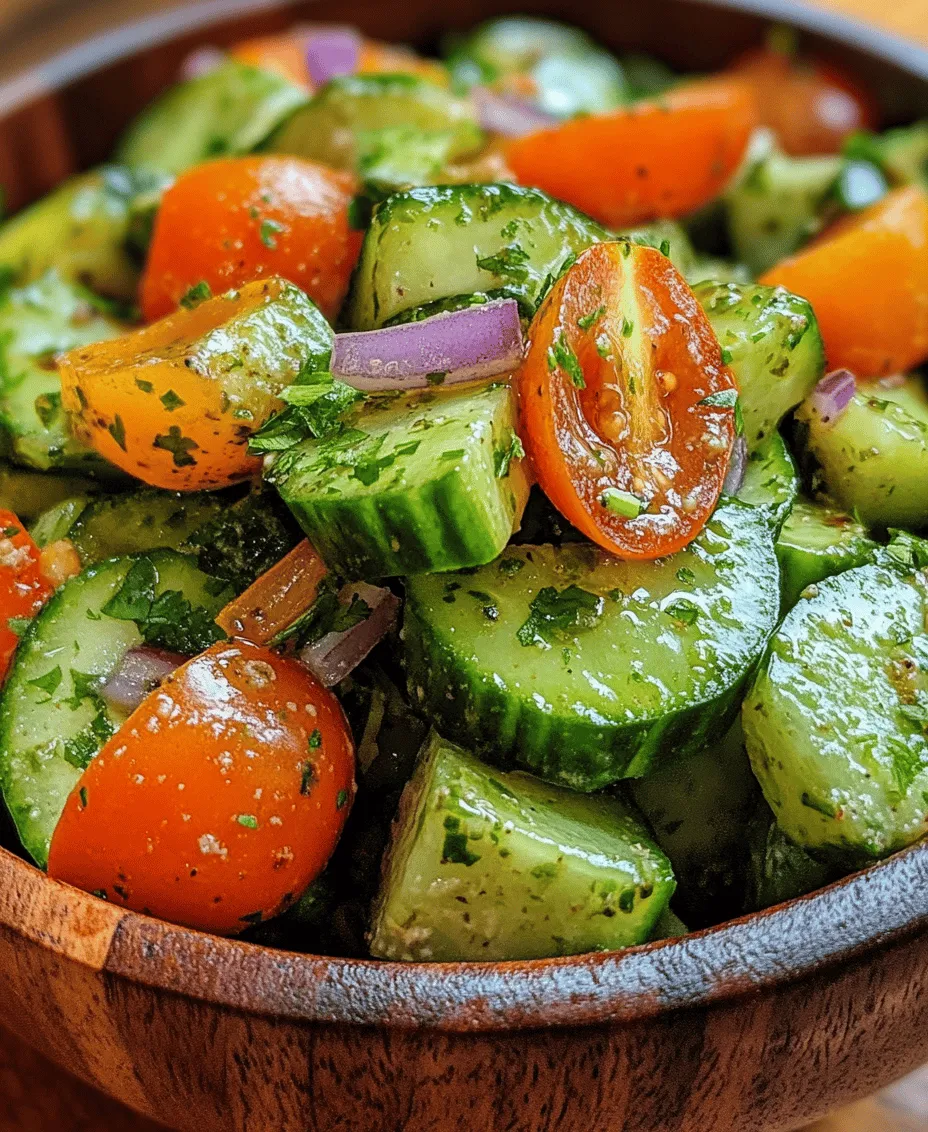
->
[676, 566, 696, 585]
[108, 415, 127, 452]
[159, 389, 185, 412]
[236, 814, 259, 829]
[577, 305, 606, 331]
[426, 371, 446, 386]
[494, 430, 525, 478]
[547, 334, 586, 389]
[699, 389, 739, 409]
[179, 281, 212, 310]
[308, 728, 323, 750]
[665, 599, 700, 626]
[154, 426, 200, 468]
[475, 243, 530, 281]
[518, 585, 605, 648]
[800, 792, 839, 818]
[78, 786, 88, 810]
[2, 526, 20, 538]
[621, 317, 635, 338]
[300, 761, 317, 795]
[28, 665, 62, 699]
[498, 556, 525, 577]
[336, 789, 349, 810]
[259, 218, 285, 249]
[441, 815, 480, 866]
[135, 378, 155, 393]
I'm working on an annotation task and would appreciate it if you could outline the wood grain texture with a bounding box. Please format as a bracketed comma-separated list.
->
[0, 2, 927, 1131]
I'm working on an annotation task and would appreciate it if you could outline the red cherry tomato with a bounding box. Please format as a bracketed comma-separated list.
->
[0, 511, 54, 683]
[140, 156, 362, 323]
[48, 641, 356, 935]
[517, 242, 738, 560]
[731, 48, 878, 155]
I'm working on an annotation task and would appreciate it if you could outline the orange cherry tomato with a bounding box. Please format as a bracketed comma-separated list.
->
[141, 156, 362, 324]
[230, 29, 448, 90]
[505, 76, 757, 229]
[731, 48, 877, 156]
[48, 641, 356, 935]
[760, 186, 928, 378]
[517, 242, 738, 560]
[0, 511, 54, 683]
[61, 278, 306, 492]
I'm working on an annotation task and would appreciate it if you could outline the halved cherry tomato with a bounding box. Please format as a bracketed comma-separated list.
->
[48, 640, 356, 935]
[517, 242, 738, 560]
[0, 511, 54, 683]
[140, 156, 361, 323]
[760, 186, 928, 377]
[231, 29, 449, 90]
[61, 278, 301, 491]
[505, 76, 757, 228]
[731, 48, 877, 156]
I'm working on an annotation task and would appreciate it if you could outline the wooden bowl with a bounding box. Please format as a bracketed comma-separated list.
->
[2, 2, 928, 1130]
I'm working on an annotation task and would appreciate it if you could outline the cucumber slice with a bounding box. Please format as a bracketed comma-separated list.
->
[29, 497, 91, 547]
[695, 280, 825, 451]
[116, 60, 306, 175]
[844, 122, 928, 189]
[369, 732, 674, 961]
[775, 496, 878, 611]
[67, 489, 227, 565]
[0, 167, 164, 300]
[0, 271, 123, 472]
[185, 488, 300, 588]
[794, 376, 928, 528]
[345, 183, 608, 329]
[743, 804, 835, 912]
[403, 499, 780, 791]
[0, 549, 230, 866]
[725, 150, 841, 275]
[629, 722, 759, 924]
[0, 464, 103, 520]
[444, 17, 628, 117]
[267, 74, 483, 176]
[734, 430, 799, 535]
[272, 382, 530, 578]
[743, 561, 928, 864]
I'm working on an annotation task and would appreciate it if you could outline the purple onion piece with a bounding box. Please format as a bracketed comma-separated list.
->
[811, 369, 856, 425]
[300, 584, 399, 688]
[180, 46, 226, 81]
[101, 647, 187, 714]
[332, 299, 524, 392]
[472, 86, 558, 137]
[722, 434, 748, 495]
[305, 27, 362, 86]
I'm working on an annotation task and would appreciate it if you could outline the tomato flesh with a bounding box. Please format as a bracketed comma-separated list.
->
[48, 641, 356, 935]
[517, 242, 737, 560]
[0, 511, 53, 684]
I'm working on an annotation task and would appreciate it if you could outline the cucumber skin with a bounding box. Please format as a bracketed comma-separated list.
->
[734, 431, 799, 536]
[0, 465, 104, 521]
[743, 563, 928, 865]
[775, 497, 878, 611]
[794, 380, 928, 529]
[369, 732, 674, 961]
[695, 280, 825, 453]
[346, 183, 608, 330]
[743, 805, 836, 912]
[403, 501, 781, 792]
[276, 384, 530, 579]
[116, 60, 307, 175]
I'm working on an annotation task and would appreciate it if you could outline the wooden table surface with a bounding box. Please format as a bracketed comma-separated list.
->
[0, 0, 927, 1129]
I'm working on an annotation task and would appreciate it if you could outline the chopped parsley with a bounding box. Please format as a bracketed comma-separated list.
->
[248, 374, 363, 454]
[577, 305, 606, 331]
[300, 761, 317, 795]
[159, 390, 185, 412]
[475, 243, 530, 282]
[237, 814, 258, 829]
[259, 218, 285, 249]
[28, 665, 62, 700]
[547, 333, 585, 389]
[494, 430, 525, 478]
[336, 789, 350, 810]
[308, 728, 322, 750]
[441, 814, 480, 866]
[153, 426, 200, 468]
[664, 598, 700, 626]
[517, 585, 604, 648]
[179, 281, 212, 310]
[108, 415, 127, 452]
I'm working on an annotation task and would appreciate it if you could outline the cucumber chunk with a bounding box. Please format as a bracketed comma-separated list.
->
[725, 149, 841, 275]
[369, 732, 674, 961]
[0, 464, 103, 520]
[345, 183, 608, 329]
[272, 382, 530, 578]
[0, 272, 124, 472]
[743, 804, 836, 912]
[734, 430, 798, 535]
[743, 561, 928, 864]
[629, 722, 759, 924]
[116, 60, 306, 175]
[185, 488, 300, 588]
[403, 499, 780, 791]
[444, 16, 628, 117]
[844, 122, 928, 189]
[695, 280, 825, 451]
[0, 550, 230, 866]
[267, 74, 483, 177]
[775, 496, 878, 611]
[794, 376, 928, 529]
[29, 497, 91, 547]
[67, 489, 227, 564]
[0, 167, 165, 300]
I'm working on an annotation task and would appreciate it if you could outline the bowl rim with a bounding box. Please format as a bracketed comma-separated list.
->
[1, 0, 928, 1033]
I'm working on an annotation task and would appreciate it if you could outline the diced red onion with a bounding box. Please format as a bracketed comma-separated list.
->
[101, 647, 186, 714]
[723, 434, 747, 495]
[305, 27, 362, 86]
[472, 87, 558, 137]
[332, 299, 524, 392]
[180, 46, 226, 81]
[811, 369, 856, 425]
[300, 583, 399, 687]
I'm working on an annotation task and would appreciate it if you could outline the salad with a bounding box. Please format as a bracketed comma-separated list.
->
[1, 16, 927, 962]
